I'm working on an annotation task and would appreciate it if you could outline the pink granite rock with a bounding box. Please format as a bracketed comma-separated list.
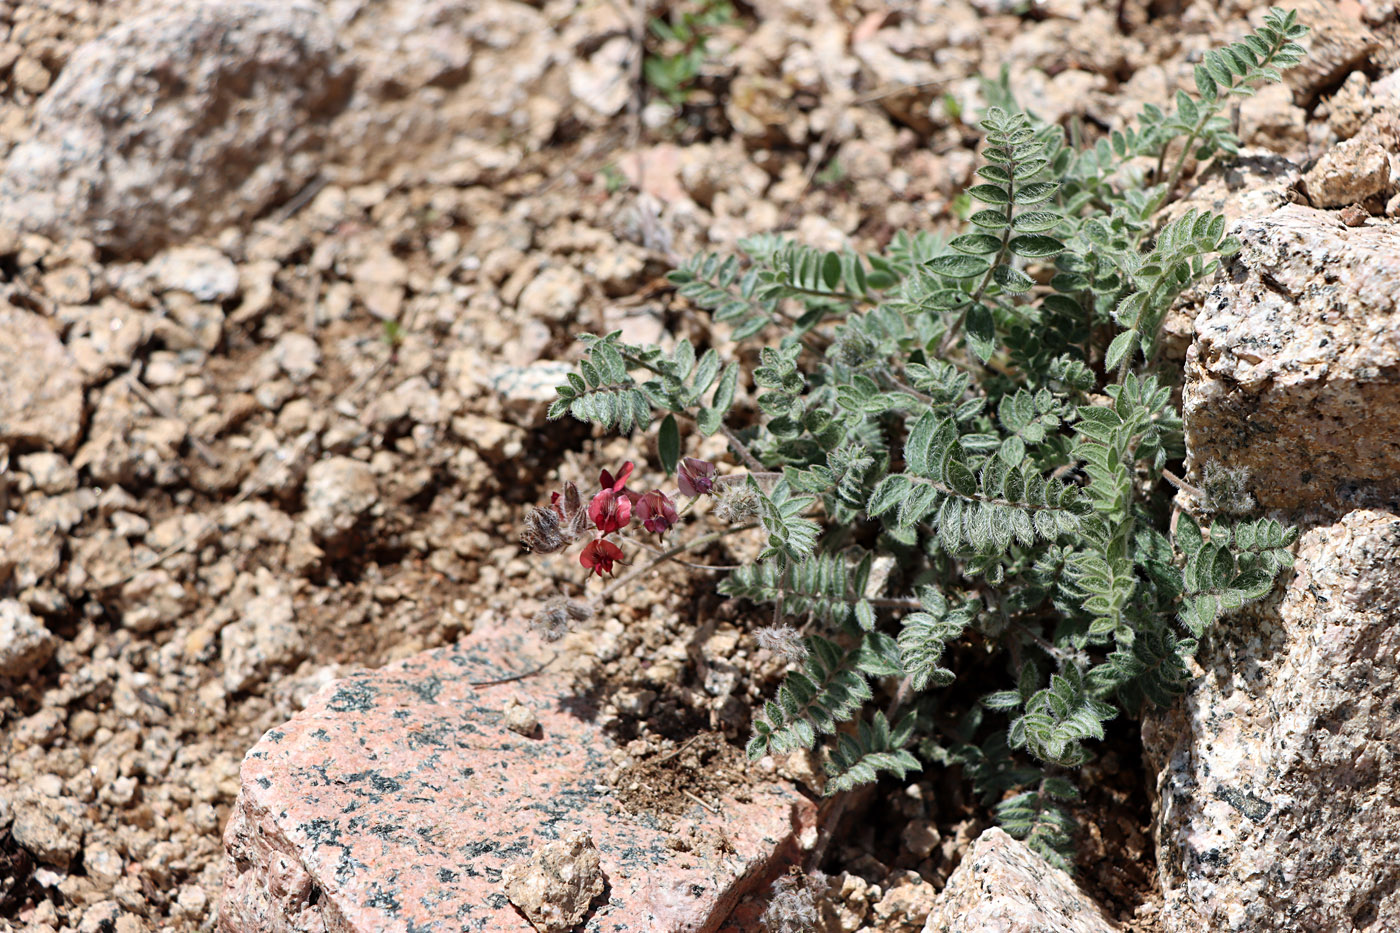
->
[220, 622, 816, 933]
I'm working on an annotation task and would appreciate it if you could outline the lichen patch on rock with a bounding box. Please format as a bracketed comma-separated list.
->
[220, 622, 816, 933]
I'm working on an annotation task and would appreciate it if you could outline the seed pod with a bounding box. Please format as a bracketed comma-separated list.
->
[714, 482, 760, 524]
[530, 597, 594, 641]
[521, 506, 565, 553]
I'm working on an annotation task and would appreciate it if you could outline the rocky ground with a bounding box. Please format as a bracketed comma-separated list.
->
[1, 0, 1398, 931]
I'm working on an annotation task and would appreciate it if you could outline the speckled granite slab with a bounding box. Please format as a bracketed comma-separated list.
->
[921, 828, 1119, 933]
[220, 621, 815, 933]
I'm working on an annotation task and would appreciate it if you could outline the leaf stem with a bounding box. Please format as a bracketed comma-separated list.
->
[939, 140, 1020, 359]
[720, 423, 766, 471]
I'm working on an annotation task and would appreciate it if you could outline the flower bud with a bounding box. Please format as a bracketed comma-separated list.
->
[521, 506, 566, 553]
[522, 480, 589, 553]
[756, 625, 808, 662]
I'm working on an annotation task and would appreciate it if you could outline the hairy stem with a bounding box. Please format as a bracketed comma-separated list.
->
[720, 422, 766, 471]
[614, 532, 744, 571]
[597, 523, 757, 601]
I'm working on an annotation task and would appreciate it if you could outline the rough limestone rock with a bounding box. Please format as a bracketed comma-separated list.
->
[0, 600, 58, 679]
[302, 456, 379, 543]
[1300, 116, 1397, 209]
[221, 622, 816, 933]
[1144, 509, 1400, 932]
[0, 0, 352, 258]
[0, 308, 86, 453]
[501, 831, 606, 933]
[11, 791, 85, 869]
[1282, 0, 1378, 105]
[920, 828, 1118, 933]
[1182, 205, 1400, 509]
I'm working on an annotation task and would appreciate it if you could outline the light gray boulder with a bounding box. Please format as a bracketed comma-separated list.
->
[1182, 204, 1400, 509]
[0, 0, 353, 257]
[1145, 508, 1400, 932]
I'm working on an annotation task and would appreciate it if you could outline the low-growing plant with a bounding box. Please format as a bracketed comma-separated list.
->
[644, 0, 734, 106]
[525, 8, 1307, 869]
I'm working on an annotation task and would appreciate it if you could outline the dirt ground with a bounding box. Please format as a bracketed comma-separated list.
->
[1, 0, 1393, 930]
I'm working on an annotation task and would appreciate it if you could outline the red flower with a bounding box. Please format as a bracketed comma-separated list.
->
[589, 461, 639, 534]
[636, 490, 678, 537]
[588, 489, 632, 534]
[678, 457, 717, 497]
[599, 461, 635, 496]
[580, 538, 625, 576]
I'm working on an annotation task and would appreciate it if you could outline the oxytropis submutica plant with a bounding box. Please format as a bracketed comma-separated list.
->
[522, 8, 1308, 868]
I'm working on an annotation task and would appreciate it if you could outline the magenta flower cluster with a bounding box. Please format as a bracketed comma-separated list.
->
[548, 457, 717, 577]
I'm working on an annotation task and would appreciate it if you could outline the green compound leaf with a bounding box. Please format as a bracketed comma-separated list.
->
[545, 19, 1312, 873]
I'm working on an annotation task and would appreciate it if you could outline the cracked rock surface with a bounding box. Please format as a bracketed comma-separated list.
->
[1183, 204, 1400, 509]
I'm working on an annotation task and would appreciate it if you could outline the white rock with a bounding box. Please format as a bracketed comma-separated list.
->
[18, 452, 78, 494]
[502, 831, 606, 933]
[0, 307, 86, 452]
[569, 35, 632, 120]
[921, 828, 1117, 933]
[501, 697, 540, 736]
[11, 792, 84, 868]
[41, 264, 93, 305]
[268, 333, 322, 384]
[0, 599, 58, 679]
[148, 246, 240, 301]
[221, 577, 304, 693]
[66, 299, 152, 381]
[1301, 136, 1393, 208]
[487, 361, 575, 426]
[302, 456, 379, 541]
[350, 243, 408, 320]
[516, 265, 585, 322]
